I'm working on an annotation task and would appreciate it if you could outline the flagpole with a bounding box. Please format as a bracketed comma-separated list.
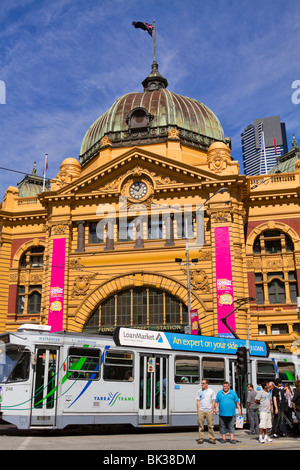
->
[43, 153, 47, 192]
[153, 20, 156, 63]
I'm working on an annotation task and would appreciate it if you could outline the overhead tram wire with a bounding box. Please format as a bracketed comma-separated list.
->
[0, 165, 50, 181]
[0, 165, 69, 185]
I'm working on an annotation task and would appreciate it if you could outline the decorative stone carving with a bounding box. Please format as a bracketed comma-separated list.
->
[197, 250, 211, 260]
[100, 136, 112, 147]
[30, 274, 43, 283]
[207, 141, 233, 173]
[55, 158, 82, 185]
[190, 269, 210, 293]
[266, 259, 282, 269]
[180, 268, 210, 293]
[167, 128, 180, 140]
[211, 210, 232, 223]
[72, 274, 96, 297]
[51, 222, 71, 235]
[234, 246, 243, 259]
[246, 258, 262, 269]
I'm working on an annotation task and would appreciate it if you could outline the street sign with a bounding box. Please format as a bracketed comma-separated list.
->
[148, 357, 155, 373]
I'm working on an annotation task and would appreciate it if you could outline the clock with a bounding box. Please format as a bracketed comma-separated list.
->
[129, 181, 148, 200]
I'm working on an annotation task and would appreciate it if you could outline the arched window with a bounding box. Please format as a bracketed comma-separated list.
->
[253, 230, 298, 305]
[20, 245, 45, 269]
[126, 107, 153, 130]
[253, 230, 294, 254]
[17, 245, 44, 315]
[83, 287, 188, 333]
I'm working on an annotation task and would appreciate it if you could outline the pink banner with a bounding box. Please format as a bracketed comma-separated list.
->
[215, 227, 236, 338]
[190, 309, 199, 335]
[48, 238, 66, 332]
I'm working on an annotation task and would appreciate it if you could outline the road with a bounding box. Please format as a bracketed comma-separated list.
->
[0, 424, 299, 454]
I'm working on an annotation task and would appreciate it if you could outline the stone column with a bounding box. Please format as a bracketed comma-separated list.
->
[164, 213, 175, 246]
[76, 220, 85, 252]
[134, 217, 144, 249]
[104, 219, 115, 251]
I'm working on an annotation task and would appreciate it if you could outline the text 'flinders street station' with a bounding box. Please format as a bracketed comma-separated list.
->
[1, 60, 300, 353]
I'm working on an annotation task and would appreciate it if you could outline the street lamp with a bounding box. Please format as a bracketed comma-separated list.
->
[221, 297, 256, 340]
[175, 187, 229, 333]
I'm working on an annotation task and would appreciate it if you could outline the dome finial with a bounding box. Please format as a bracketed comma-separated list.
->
[142, 60, 168, 91]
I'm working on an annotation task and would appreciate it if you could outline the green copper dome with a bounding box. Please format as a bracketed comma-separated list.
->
[79, 63, 225, 166]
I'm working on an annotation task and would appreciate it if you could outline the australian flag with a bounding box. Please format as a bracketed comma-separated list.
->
[132, 21, 153, 37]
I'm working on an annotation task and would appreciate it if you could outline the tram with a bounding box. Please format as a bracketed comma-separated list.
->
[0, 324, 299, 430]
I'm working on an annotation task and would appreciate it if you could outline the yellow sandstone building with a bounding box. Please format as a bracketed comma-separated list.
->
[0, 61, 300, 351]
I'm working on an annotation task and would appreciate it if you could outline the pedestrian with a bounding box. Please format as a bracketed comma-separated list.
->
[282, 383, 293, 436]
[215, 381, 242, 444]
[268, 381, 275, 406]
[292, 380, 300, 436]
[255, 381, 273, 443]
[196, 379, 216, 444]
[269, 382, 275, 406]
[270, 378, 282, 438]
[268, 381, 275, 431]
[247, 383, 259, 435]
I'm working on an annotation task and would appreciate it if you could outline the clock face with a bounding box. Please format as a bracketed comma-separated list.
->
[129, 181, 148, 200]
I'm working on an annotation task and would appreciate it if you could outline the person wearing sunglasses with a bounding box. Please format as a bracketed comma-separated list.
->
[196, 379, 216, 444]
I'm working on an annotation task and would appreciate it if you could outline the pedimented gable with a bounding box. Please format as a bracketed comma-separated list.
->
[48, 147, 232, 202]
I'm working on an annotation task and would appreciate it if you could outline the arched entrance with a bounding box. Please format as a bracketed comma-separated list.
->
[83, 286, 188, 333]
[73, 271, 206, 333]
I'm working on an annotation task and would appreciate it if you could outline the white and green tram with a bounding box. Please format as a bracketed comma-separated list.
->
[0, 324, 298, 430]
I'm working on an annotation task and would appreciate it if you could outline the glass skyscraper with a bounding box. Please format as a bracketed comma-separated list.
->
[241, 116, 288, 175]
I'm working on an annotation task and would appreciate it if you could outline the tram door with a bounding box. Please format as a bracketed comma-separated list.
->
[30, 347, 59, 426]
[138, 354, 169, 425]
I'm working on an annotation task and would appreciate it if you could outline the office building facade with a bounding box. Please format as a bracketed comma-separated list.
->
[241, 116, 288, 175]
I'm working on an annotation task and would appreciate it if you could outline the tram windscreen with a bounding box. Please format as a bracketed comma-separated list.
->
[0, 344, 30, 383]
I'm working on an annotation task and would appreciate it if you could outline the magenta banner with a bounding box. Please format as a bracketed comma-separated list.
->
[190, 309, 199, 335]
[48, 238, 66, 332]
[215, 227, 236, 338]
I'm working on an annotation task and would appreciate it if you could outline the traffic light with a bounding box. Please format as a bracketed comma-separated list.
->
[236, 346, 248, 375]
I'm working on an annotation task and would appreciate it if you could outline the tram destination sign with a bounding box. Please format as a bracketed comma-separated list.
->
[113, 327, 269, 357]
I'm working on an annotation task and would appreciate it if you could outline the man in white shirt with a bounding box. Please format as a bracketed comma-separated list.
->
[196, 379, 216, 444]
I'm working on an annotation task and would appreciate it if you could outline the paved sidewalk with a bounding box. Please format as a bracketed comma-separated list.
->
[192, 429, 300, 450]
[0, 423, 299, 451]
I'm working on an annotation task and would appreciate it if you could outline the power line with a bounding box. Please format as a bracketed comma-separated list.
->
[0, 166, 53, 181]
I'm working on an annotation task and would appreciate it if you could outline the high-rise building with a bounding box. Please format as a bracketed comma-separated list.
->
[241, 115, 288, 175]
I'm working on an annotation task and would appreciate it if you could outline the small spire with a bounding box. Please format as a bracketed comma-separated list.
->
[142, 60, 168, 91]
[292, 133, 299, 149]
[31, 161, 38, 175]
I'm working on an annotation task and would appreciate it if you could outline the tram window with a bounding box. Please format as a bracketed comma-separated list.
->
[104, 350, 134, 381]
[3, 347, 30, 383]
[68, 347, 100, 380]
[256, 361, 276, 384]
[277, 361, 295, 382]
[175, 356, 199, 384]
[202, 357, 225, 384]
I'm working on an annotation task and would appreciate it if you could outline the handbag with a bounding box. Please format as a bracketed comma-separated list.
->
[235, 415, 244, 429]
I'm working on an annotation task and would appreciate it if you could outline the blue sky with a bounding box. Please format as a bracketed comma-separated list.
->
[0, 0, 300, 199]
